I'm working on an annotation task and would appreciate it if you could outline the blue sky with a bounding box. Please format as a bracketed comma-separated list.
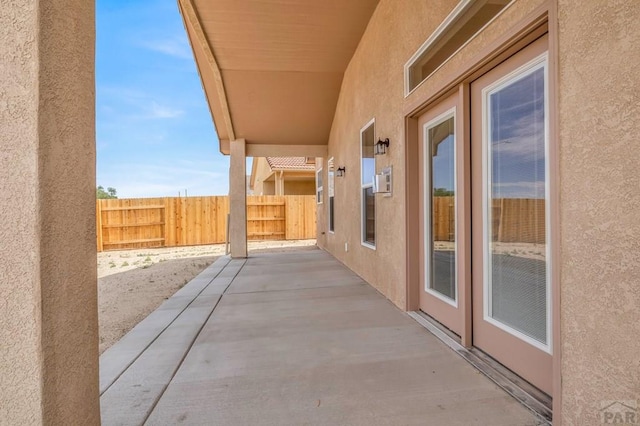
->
[490, 67, 546, 199]
[96, 0, 229, 198]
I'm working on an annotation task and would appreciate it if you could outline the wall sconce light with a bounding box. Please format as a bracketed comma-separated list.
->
[375, 138, 390, 155]
[336, 167, 346, 177]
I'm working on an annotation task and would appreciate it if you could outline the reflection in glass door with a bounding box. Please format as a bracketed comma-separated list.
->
[426, 112, 457, 304]
[483, 56, 549, 349]
[418, 93, 462, 336]
[471, 34, 553, 395]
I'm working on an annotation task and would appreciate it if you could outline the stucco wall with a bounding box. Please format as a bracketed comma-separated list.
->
[251, 157, 274, 195]
[0, 2, 43, 422]
[262, 180, 276, 195]
[557, 1, 640, 424]
[317, 0, 545, 308]
[284, 179, 315, 196]
[0, 0, 100, 424]
[319, 0, 639, 422]
[317, 0, 455, 308]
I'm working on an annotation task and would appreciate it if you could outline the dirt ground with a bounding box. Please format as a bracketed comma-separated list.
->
[98, 239, 316, 354]
[434, 241, 546, 260]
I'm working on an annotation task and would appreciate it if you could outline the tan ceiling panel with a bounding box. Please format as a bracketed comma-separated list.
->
[182, 0, 380, 151]
[180, 0, 230, 142]
[222, 69, 343, 145]
[194, 0, 379, 73]
[187, 19, 228, 142]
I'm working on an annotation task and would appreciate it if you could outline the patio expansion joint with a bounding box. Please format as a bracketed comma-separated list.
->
[140, 257, 247, 425]
[101, 251, 542, 425]
[100, 257, 234, 397]
[227, 281, 365, 295]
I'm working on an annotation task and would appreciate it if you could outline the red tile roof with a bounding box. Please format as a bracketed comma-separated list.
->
[266, 157, 316, 171]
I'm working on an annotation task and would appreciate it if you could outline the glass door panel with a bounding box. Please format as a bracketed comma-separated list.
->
[427, 114, 457, 303]
[485, 61, 549, 348]
[418, 93, 462, 335]
[471, 34, 553, 395]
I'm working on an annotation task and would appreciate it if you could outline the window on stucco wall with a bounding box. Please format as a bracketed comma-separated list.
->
[361, 120, 376, 248]
[316, 163, 323, 205]
[328, 157, 335, 233]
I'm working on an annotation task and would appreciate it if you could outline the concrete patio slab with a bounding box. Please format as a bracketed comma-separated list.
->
[100, 249, 543, 425]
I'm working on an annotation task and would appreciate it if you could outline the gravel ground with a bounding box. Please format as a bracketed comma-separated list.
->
[98, 239, 316, 354]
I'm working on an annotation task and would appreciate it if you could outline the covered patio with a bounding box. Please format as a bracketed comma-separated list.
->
[99, 249, 542, 425]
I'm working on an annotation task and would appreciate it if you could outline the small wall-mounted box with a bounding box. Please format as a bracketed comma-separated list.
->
[374, 166, 392, 197]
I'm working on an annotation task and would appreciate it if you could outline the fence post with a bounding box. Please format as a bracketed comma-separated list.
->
[163, 197, 170, 247]
[225, 213, 230, 255]
[96, 199, 103, 252]
[284, 196, 289, 240]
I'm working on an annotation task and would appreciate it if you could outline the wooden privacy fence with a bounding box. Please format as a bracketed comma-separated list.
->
[96, 195, 316, 252]
[432, 196, 546, 243]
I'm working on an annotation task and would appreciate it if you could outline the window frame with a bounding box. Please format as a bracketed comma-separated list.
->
[328, 157, 335, 234]
[360, 118, 376, 249]
[481, 52, 552, 353]
[404, 0, 514, 97]
[316, 163, 323, 205]
[423, 107, 459, 307]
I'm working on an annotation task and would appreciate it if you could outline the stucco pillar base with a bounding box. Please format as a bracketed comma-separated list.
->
[0, 1, 100, 424]
[230, 139, 248, 258]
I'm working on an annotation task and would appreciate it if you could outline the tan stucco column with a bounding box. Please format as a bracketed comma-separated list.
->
[229, 139, 248, 258]
[0, 1, 100, 424]
[558, 1, 640, 424]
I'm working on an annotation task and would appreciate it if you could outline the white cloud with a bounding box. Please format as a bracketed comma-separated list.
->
[148, 102, 184, 119]
[98, 86, 185, 121]
[491, 109, 546, 161]
[138, 36, 192, 59]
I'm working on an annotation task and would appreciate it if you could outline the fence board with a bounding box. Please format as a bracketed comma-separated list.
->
[96, 200, 103, 252]
[247, 195, 286, 241]
[97, 195, 543, 252]
[432, 197, 453, 242]
[285, 195, 306, 240]
[97, 195, 315, 251]
[430, 196, 545, 244]
[98, 198, 165, 251]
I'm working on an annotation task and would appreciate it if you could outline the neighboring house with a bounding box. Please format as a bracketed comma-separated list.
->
[245, 174, 253, 195]
[249, 157, 316, 196]
[3, 1, 639, 425]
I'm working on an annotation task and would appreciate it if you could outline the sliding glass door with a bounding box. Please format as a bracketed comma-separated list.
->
[471, 34, 552, 395]
[418, 93, 462, 335]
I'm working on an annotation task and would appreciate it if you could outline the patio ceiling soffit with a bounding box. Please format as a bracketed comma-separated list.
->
[179, 0, 379, 156]
[179, 0, 235, 144]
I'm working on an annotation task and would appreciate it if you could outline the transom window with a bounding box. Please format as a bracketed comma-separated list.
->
[405, 0, 511, 95]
